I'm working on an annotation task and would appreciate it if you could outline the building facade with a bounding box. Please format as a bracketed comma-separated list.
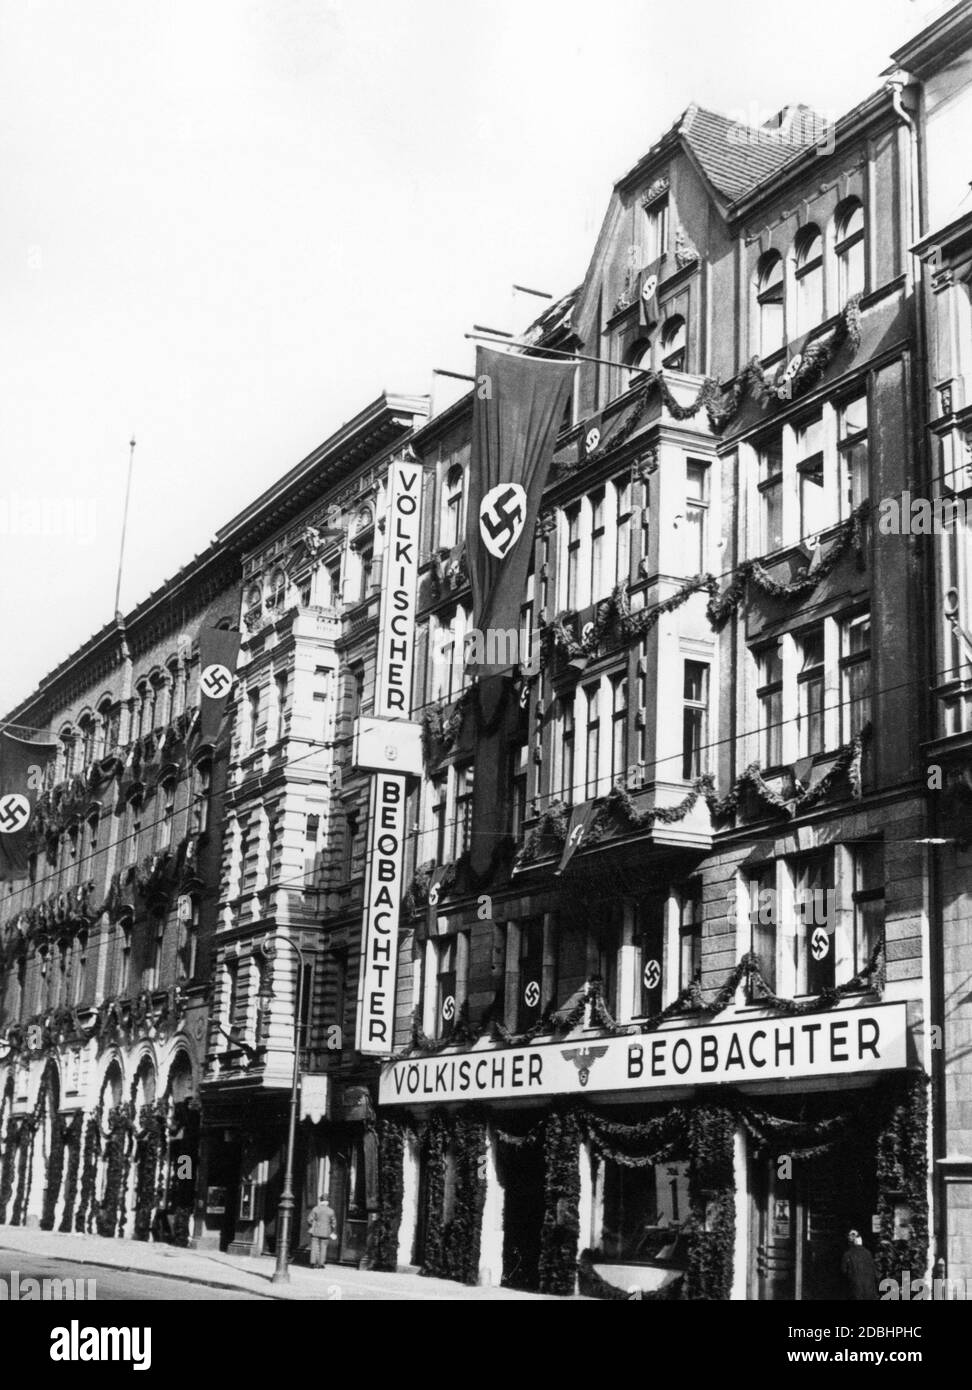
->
[373, 69, 947, 1299]
[0, 547, 239, 1244]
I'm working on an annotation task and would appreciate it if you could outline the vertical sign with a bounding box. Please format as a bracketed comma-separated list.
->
[355, 455, 423, 1055]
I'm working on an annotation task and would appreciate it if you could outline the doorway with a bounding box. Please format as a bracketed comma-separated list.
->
[499, 1138, 545, 1291]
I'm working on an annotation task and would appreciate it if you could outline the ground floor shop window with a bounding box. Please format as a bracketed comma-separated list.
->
[598, 1159, 690, 1263]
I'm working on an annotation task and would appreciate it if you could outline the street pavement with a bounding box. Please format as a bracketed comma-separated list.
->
[0, 1226, 557, 1300]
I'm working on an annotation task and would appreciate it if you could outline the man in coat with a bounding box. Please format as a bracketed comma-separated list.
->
[307, 1194, 336, 1270]
[841, 1229, 879, 1300]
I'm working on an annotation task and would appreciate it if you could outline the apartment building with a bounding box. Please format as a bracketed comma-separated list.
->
[0, 547, 238, 1243]
[373, 75, 936, 1299]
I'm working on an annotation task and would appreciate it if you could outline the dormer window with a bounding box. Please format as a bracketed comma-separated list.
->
[644, 191, 669, 263]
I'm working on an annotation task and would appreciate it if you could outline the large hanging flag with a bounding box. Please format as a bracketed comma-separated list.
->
[468, 346, 576, 673]
[0, 728, 58, 881]
[638, 258, 664, 332]
[555, 799, 599, 876]
[197, 627, 241, 746]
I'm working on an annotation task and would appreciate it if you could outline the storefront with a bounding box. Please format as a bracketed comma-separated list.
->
[373, 1003, 929, 1298]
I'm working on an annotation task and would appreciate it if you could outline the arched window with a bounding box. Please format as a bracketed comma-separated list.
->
[60, 727, 76, 780]
[166, 657, 181, 722]
[149, 671, 166, 733]
[135, 680, 150, 740]
[78, 712, 96, 767]
[440, 463, 465, 549]
[245, 583, 262, 617]
[624, 338, 653, 387]
[660, 316, 687, 371]
[127, 793, 143, 865]
[159, 778, 176, 850]
[835, 199, 865, 302]
[97, 698, 117, 756]
[756, 252, 785, 357]
[794, 225, 823, 335]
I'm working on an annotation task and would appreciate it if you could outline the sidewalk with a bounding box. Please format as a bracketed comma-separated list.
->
[0, 1225, 554, 1300]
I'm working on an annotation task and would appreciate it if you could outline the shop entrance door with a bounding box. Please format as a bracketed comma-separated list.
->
[499, 1138, 545, 1291]
[753, 1159, 799, 1300]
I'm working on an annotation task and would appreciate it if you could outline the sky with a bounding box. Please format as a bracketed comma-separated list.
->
[0, 0, 949, 719]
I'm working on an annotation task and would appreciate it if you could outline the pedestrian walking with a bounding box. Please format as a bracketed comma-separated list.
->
[307, 1194, 336, 1269]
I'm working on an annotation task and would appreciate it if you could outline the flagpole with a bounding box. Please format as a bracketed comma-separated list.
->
[465, 331, 650, 376]
[114, 437, 136, 620]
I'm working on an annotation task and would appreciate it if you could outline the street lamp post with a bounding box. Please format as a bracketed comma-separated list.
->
[262, 935, 305, 1286]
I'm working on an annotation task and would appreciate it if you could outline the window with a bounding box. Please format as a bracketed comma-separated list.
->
[117, 925, 132, 996]
[584, 684, 600, 798]
[685, 461, 708, 573]
[756, 643, 784, 768]
[645, 192, 669, 262]
[756, 251, 785, 357]
[839, 392, 869, 513]
[326, 561, 342, 606]
[565, 505, 581, 611]
[269, 569, 286, 609]
[556, 696, 575, 801]
[192, 760, 212, 835]
[840, 613, 871, 738]
[615, 476, 632, 583]
[509, 742, 528, 840]
[135, 681, 150, 739]
[266, 812, 281, 883]
[591, 908, 621, 1016]
[455, 764, 474, 857]
[304, 814, 320, 882]
[351, 665, 365, 720]
[835, 200, 865, 302]
[299, 579, 312, 608]
[245, 584, 262, 620]
[167, 657, 182, 720]
[430, 777, 447, 864]
[794, 226, 823, 335]
[678, 884, 702, 990]
[357, 547, 373, 601]
[748, 866, 777, 992]
[247, 688, 261, 748]
[660, 315, 686, 371]
[600, 1163, 685, 1262]
[275, 671, 289, 742]
[61, 730, 76, 779]
[159, 779, 175, 850]
[851, 842, 884, 976]
[682, 661, 708, 779]
[793, 854, 834, 994]
[224, 958, 240, 1031]
[640, 478, 651, 575]
[127, 795, 142, 864]
[518, 919, 544, 1031]
[795, 414, 829, 536]
[590, 489, 606, 601]
[86, 811, 100, 858]
[758, 433, 784, 553]
[78, 714, 96, 767]
[796, 626, 825, 756]
[99, 699, 119, 755]
[625, 338, 653, 387]
[177, 900, 199, 982]
[144, 913, 164, 992]
[237, 819, 251, 898]
[298, 960, 314, 1051]
[73, 931, 88, 1005]
[441, 463, 465, 549]
[436, 936, 458, 1040]
[611, 675, 628, 783]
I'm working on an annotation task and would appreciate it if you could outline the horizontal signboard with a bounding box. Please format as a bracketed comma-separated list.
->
[379, 1003, 908, 1105]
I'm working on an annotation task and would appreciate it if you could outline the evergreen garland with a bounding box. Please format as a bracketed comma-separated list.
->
[367, 1118, 406, 1272]
[74, 1107, 102, 1233]
[874, 1075, 929, 1285]
[57, 1113, 84, 1234]
[96, 1105, 136, 1237]
[439, 1114, 488, 1285]
[538, 1107, 582, 1296]
[419, 1111, 448, 1278]
[683, 1102, 736, 1301]
[133, 1102, 166, 1241]
[40, 1109, 67, 1231]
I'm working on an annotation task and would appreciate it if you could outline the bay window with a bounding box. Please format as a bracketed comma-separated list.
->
[611, 674, 628, 784]
[681, 660, 708, 779]
[678, 884, 702, 990]
[851, 841, 884, 975]
[796, 626, 825, 757]
[685, 460, 708, 573]
[748, 865, 777, 992]
[584, 684, 600, 798]
[615, 475, 632, 583]
[756, 642, 783, 768]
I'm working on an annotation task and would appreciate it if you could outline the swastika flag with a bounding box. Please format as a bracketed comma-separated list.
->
[468, 346, 576, 673]
[0, 729, 58, 882]
[197, 627, 241, 747]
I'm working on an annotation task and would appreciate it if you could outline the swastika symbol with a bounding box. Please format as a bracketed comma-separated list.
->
[0, 794, 30, 834]
[479, 482, 527, 560]
[524, 980, 540, 1008]
[643, 958, 661, 991]
[641, 274, 657, 301]
[585, 427, 601, 454]
[811, 926, 830, 961]
[200, 664, 232, 699]
[568, 824, 585, 850]
[442, 995, 455, 1021]
[429, 882, 440, 907]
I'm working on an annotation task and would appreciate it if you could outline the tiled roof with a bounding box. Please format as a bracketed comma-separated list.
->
[679, 104, 800, 201]
[519, 286, 581, 346]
